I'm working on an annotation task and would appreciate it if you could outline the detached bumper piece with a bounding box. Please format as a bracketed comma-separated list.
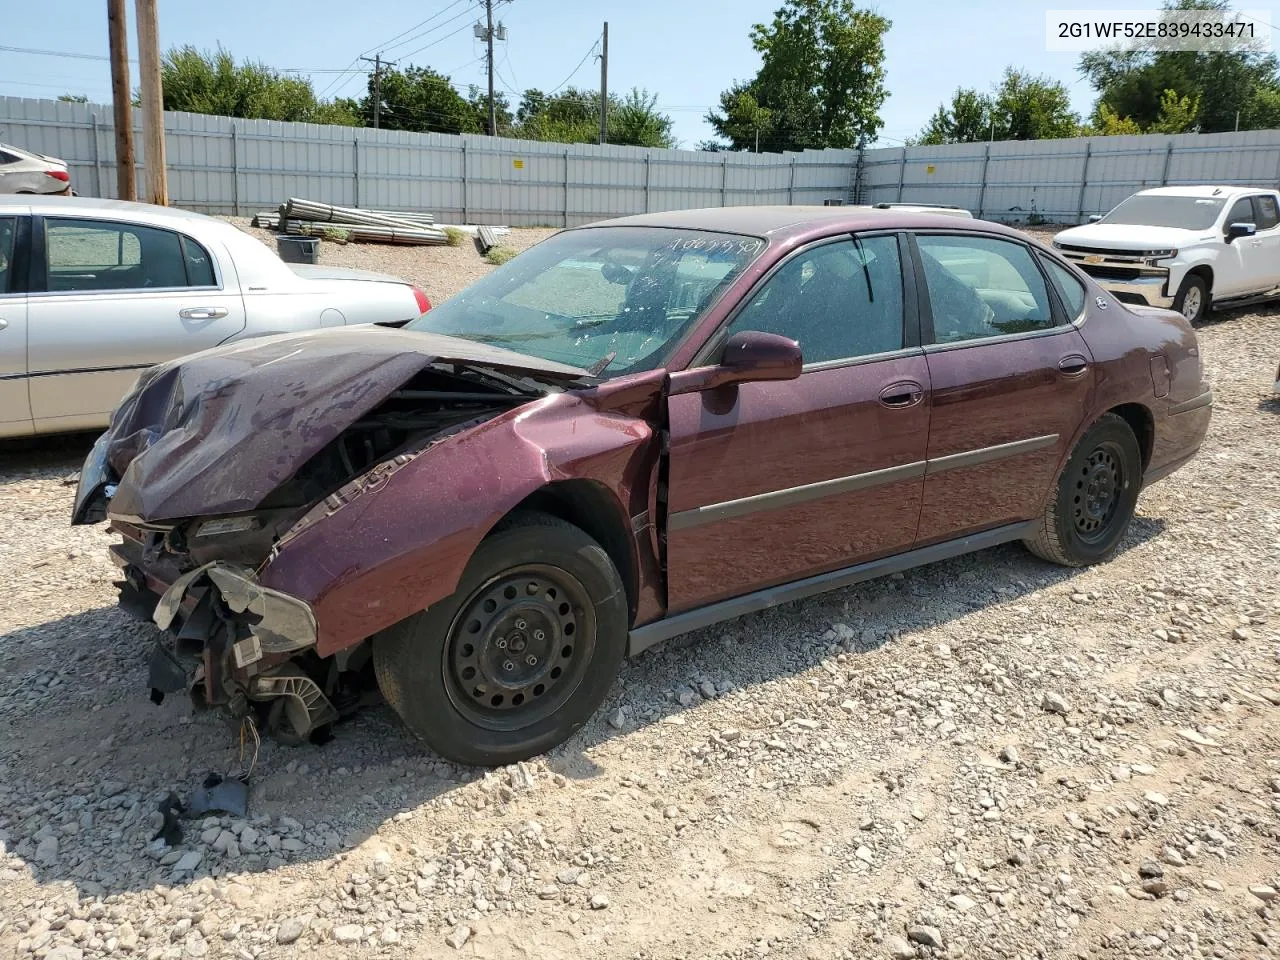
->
[145, 561, 339, 741]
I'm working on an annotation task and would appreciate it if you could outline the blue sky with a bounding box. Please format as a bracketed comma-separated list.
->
[2, 0, 1126, 148]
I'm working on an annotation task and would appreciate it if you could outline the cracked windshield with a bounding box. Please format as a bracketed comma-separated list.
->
[406, 227, 766, 375]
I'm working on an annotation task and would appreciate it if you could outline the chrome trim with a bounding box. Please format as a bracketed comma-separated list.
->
[1089, 274, 1174, 309]
[922, 325, 1076, 354]
[628, 520, 1039, 655]
[1167, 390, 1213, 415]
[802, 345, 922, 374]
[926, 434, 1059, 475]
[668, 460, 927, 531]
[6, 362, 153, 382]
[669, 434, 1061, 531]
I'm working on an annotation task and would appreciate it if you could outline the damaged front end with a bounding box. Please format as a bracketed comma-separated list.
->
[76, 327, 592, 741]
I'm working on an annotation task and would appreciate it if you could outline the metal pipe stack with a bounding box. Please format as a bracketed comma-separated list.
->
[267, 198, 448, 245]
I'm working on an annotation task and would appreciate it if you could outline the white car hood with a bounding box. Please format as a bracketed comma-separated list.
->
[288, 264, 407, 285]
[1054, 223, 1210, 250]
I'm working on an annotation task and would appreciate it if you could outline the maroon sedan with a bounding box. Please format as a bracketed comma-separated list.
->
[72, 207, 1212, 765]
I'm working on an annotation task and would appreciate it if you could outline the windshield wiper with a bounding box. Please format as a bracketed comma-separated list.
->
[585, 352, 616, 377]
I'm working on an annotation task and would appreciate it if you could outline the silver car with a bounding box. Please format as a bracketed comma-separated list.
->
[0, 196, 433, 438]
[0, 142, 72, 195]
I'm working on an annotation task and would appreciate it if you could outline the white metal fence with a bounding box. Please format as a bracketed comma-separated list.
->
[0, 97, 856, 226]
[5, 96, 1280, 225]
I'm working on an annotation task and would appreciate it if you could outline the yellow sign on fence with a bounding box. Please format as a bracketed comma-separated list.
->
[513, 159, 524, 169]
[926, 164, 936, 174]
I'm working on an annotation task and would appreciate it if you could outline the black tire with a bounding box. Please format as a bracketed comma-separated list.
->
[1172, 273, 1208, 322]
[1024, 413, 1143, 567]
[373, 512, 627, 766]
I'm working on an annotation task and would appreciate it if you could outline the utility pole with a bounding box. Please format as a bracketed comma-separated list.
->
[359, 53, 391, 128]
[598, 22, 608, 144]
[134, 0, 167, 205]
[474, 1, 506, 136]
[107, 0, 136, 200]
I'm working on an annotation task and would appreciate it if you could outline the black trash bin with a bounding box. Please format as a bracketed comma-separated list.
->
[277, 235, 320, 264]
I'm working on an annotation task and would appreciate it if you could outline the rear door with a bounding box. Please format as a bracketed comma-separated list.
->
[27, 215, 246, 432]
[664, 232, 931, 612]
[910, 231, 1094, 545]
[1245, 193, 1280, 291]
[0, 213, 32, 437]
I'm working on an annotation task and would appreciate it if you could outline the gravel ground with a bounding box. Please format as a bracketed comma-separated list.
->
[1, 228, 1278, 960]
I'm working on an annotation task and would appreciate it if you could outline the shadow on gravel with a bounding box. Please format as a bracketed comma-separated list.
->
[0, 504, 1166, 900]
[0, 431, 98, 479]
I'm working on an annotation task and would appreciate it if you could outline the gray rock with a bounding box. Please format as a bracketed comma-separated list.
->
[445, 925, 471, 949]
[884, 936, 916, 960]
[699, 680, 717, 699]
[907, 925, 944, 950]
[999, 745, 1020, 764]
[332, 924, 363, 944]
[1249, 884, 1278, 902]
[947, 894, 977, 912]
[608, 708, 625, 730]
[173, 851, 203, 872]
[1139, 859, 1164, 878]
[45, 948, 83, 960]
[276, 918, 306, 945]
[34, 836, 59, 864]
[1041, 691, 1070, 715]
[589, 893, 609, 910]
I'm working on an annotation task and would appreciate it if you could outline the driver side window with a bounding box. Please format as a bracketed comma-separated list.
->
[726, 236, 904, 365]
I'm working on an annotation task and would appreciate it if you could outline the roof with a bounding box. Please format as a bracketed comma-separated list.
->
[0, 194, 222, 226]
[1135, 185, 1271, 199]
[584, 205, 1009, 239]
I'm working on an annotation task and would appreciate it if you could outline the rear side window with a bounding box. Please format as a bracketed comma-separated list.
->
[0, 151, 19, 165]
[44, 218, 208, 292]
[1252, 195, 1279, 230]
[916, 234, 1055, 343]
[0, 217, 16, 293]
[1040, 256, 1087, 319]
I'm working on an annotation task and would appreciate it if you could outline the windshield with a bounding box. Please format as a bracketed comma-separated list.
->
[406, 226, 766, 375]
[1101, 195, 1225, 230]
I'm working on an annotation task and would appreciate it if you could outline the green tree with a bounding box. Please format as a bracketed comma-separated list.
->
[1078, 0, 1280, 133]
[1148, 88, 1200, 133]
[708, 0, 890, 152]
[917, 69, 1076, 143]
[607, 88, 676, 148]
[162, 45, 357, 124]
[58, 93, 89, 103]
[510, 87, 676, 147]
[367, 65, 480, 134]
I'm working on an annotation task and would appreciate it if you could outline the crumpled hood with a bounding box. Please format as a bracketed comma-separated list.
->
[102, 326, 588, 523]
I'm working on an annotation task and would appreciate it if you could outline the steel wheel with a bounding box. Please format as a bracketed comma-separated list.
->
[442, 563, 596, 732]
[1072, 440, 1126, 541]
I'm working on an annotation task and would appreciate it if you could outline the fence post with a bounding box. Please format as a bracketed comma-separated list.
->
[976, 142, 990, 219]
[789, 156, 796, 205]
[721, 154, 729, 207]
[1160, 140, 1174, 186]
[230, 122, 239, 216]
[461, 141, 468, 223]
[644, 154, 651, 213]
[90, 112, 103, 198]
[564, 149, 571, 227]
[352, 137, 360, 208]
[1076, 141, 1092, 222]
[896, 148, 906, 202]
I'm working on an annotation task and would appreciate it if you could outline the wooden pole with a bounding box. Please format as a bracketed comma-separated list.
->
[107, 0, 136, 200]
[134, 0, 168, 205]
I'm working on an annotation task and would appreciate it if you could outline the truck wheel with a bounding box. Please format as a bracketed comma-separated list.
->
[373, 512, 627, 766]
[1172, 274, 1208, 322]
[1024, 413, 1143, 567]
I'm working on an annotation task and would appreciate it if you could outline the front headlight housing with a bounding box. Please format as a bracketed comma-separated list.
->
[1144, 249, 1177, 264]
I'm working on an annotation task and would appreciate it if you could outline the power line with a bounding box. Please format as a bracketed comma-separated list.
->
[548, 35, 600, 95]
[0, 44, 117, 62]
[398, 19, 477, 62]
[362, 0, 471, 57]
[386, 4, 481, 58]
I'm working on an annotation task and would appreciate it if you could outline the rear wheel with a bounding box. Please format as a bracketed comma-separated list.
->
[1024, 413, 1143, 567]
[373, 512, 627, 766]
[1173, 273, 1208, 322]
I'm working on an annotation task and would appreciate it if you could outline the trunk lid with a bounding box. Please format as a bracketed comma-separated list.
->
[287, 264, 409, 284]
[88, 327, 589, 524]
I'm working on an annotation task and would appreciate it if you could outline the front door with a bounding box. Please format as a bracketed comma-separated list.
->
[910, 231, 1095, 545]
[664, 233, 931, 613]
[0, 214, 32, 438]
[27, 215, 246, 432]
[1216, 196, 1263, 297]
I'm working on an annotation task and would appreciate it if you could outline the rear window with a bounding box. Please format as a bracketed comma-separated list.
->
[44, 218, 217, 292]
[1041, 256, 1087, 319]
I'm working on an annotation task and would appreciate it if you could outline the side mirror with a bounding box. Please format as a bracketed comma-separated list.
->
[667, 330, 803, 396]
[1087, 214, 1103, 223]
[1226, 221, 1257, 242]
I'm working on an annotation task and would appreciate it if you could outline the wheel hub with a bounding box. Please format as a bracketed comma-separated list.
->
[446, 568, 585, 717]
[1072, 444, 1124, 538]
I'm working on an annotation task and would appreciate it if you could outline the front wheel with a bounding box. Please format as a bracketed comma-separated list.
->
[1024, 413, 1143, 567]
[1172, 274, 1208, 322]
[373, 512, 627, 766]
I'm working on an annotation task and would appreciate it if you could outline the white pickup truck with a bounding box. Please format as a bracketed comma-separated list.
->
[1051, 185, 1280, 322]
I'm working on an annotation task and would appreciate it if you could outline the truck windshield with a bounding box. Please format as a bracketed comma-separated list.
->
[407, 226, 765, 376]
[1101, 195, 1226, 230]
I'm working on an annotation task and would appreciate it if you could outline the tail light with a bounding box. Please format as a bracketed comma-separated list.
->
[412, 287, 431, 314]
[45, 169, 70, 183]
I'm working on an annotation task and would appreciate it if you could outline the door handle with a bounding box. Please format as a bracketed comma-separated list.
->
[179, 306, 229, 320]
[879, 380, 925, 408]
[1058, 355, 1089, 377]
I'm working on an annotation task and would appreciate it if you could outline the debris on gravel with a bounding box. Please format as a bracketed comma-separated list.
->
[1, 235, 1278, 960]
